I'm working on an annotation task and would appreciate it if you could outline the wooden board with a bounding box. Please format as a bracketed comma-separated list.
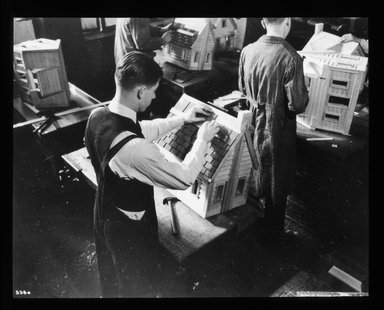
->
[62, 147, 97, 191]
[62, 147, 237, 263]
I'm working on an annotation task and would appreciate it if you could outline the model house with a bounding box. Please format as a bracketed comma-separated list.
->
[13, 38, 70, 109]
[210, 17, 247, 52]
[162, 18, 215, 71]
[302, 23, 365, 56]
[155, 94, 253, 218]
[211, 17, 237, 51]
[298, 51, 368, 135]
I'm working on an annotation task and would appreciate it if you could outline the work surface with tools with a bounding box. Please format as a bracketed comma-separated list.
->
[61, 147, 261, 263]
[61, 106, 368, 263]
[13, 83, 102, 136]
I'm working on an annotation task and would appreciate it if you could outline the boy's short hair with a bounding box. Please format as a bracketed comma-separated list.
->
[263, 18, 287, 25]
[115, 51, 163, 90]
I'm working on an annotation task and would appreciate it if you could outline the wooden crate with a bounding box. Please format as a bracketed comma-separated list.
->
[13, 38, 70, 109]
[297, 52, 367, 135]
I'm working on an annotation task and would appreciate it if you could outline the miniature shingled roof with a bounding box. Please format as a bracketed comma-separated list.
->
[155, 97, 240, 183]
[170, 18, 208, 47]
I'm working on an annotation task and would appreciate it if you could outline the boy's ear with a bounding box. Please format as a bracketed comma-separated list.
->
[137, 86, 145, 100]
[261, 19, 266, 30]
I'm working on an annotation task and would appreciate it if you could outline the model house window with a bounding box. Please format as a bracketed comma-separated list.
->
[323, 112, 341, 123]
[328, 95, 350, 106]
[193, 51, 200, 63]
[235, 177, 246, 196]
[331, 79, 349, 91]
[214, 184, 225, 203]
[192, 180, 200, 198]
[205, 53, 210, 63]
[182, 49, 187, 60]
[222, 19, 227, 27]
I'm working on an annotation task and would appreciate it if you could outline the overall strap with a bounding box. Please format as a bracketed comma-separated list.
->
[100, 134, 139, 178]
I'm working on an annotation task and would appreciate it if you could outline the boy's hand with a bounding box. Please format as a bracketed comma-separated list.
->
[183, 106, 214, 124]
[197, 120, 221, 142]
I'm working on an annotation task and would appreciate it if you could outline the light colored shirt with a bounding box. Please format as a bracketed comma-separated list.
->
[107, 100, 208, 218]
[114, 18, 164, 64]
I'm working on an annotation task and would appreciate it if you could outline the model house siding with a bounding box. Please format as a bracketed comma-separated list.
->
[156, 94, 253, 218]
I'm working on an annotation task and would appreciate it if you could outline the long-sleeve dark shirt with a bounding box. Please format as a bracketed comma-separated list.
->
[238, 35, 309, 204]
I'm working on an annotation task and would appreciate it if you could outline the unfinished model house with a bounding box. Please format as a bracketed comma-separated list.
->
[13, 38, 70, 109]
[302, 23, 365, 56]
[210, 18, 247, 52]
[211, 17, 237, 51]
[162, 18, 215, 71]
[155, 94, 253, 218]
[297, 51, 368, 135]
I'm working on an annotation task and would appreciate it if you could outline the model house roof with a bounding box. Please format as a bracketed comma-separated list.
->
[298, 51, 368, 78]
[156, 95, 241, 183]
[212, 18, 238, 32]
[171, 18, 214, 48]
[175, 18, 207, 33]
[302, 31, 364, 56]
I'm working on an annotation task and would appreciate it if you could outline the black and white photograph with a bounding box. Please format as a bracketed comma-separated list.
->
[12, 17, 369, 299]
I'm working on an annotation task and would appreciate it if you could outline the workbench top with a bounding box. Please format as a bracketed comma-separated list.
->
[62, 147, 243, 263]
[13, 83, 101, 136]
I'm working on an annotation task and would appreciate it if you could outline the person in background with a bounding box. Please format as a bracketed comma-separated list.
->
[84, 51, 220, 297]
[238, 18, 309, 246]
[340, 33, 369, 55]
[114, 18, 176, 65]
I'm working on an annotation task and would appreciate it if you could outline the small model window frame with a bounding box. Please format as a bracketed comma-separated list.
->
[235, 177, 247, 197]
[213, 182, 226, 203]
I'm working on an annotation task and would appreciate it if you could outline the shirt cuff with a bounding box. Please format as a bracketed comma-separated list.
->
[168, 115, 185, 129]
[183, 137, 208, 164]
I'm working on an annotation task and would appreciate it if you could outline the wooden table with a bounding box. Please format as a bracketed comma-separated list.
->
[13, 82, 102, 136]
[13, 83, 106, 181]
[296, 114, 368, 165]
[61, 147, 257, 263]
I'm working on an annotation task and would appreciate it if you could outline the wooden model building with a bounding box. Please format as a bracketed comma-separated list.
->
[297, 51, 368, 135]
[302, 25, 365, 56]
[210, 18, 247, 52]
[162, 18, 215, 71]
[211, 17, 237, 51]
[13, 38, 70, 109]
[155, 94, 253, 218]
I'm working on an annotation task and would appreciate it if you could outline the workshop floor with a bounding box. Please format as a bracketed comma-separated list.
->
[12, 119, 369, 299]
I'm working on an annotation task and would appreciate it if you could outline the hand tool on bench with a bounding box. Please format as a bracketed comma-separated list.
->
[163, 197, 180, 235]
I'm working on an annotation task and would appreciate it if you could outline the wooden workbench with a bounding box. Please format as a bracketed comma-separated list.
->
[13, 83, 105, 181]
[288, 110, 369, 239]
[13, 82, 102, 137]
[295, 112, 368, 166]
[61, 147, 258, 263]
